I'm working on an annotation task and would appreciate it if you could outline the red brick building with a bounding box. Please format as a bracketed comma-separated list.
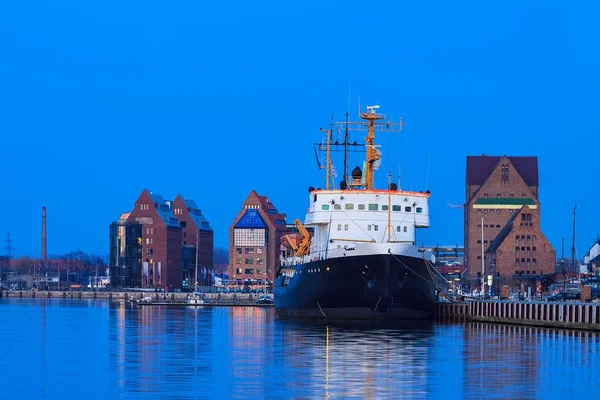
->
[126, 189, 182, 289]
[485, 205, 556, 289]
[229, 191, 287, 290]
[172, 195, 214, 287]
[465, 155, 555, 290]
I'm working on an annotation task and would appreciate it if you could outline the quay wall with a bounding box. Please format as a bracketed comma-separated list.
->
[435, 300, 600, 331]
[0, 289, 272, 303]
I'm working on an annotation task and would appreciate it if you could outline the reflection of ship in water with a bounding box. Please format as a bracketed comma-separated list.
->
[276, 319, 436, 399]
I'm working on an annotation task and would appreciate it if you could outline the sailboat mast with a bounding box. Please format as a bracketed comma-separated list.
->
[195, 229, 199, 289]
[572, 204, 577, 276]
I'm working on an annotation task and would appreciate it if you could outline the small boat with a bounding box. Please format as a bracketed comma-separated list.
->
[188, 260, 204, 305]
[256, 294, 274, 305]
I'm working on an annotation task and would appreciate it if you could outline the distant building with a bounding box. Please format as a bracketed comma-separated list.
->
[465, 155, 555, 290]
[125, 189, 183, 289]
[109, 213, 143, 287]
[229, 190, 287, 289]
[171, 195, 214, 288]
[582, 241, 600, 275]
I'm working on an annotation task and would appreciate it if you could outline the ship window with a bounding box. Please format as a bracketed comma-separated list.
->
[344, 224, 348, 231]
[322, 204, 329, 210]
[374, 225, 379, 231]
[367, 225, 372, 231]
[397, 226, 401, 232]
[345, 204, 354, 210]
[368, 204, 378, 211]
[416, 207, 423, 213]
[403, 226, 407, 232]
[404, 206, 412, 212]
[337, 224, 342, 231]
[313, 194, 317, 202]
[382, 205, 389, 211]
[334, 204, 341, 210]
[358, 204, 366, 210]
[392, 205, 401, 211]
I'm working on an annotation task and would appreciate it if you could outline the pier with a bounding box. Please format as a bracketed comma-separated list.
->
[0, 289, 273, 306]
[435, 300, 600, 331]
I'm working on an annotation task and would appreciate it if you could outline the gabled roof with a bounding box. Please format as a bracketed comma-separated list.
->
[486, 206, 524, 253]
[178, 196, 213, 232]
[466, 156, 538, 186]
[148, 191, 180, 228]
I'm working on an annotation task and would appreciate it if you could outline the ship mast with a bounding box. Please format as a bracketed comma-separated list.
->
[319, 125, 333, 190]
[337, 105, 404, 190]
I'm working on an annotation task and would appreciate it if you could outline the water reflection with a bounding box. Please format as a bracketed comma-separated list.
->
[1, 300, 600, 399]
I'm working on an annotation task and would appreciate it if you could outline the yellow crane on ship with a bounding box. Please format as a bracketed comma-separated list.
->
[293, 219, 311, 256]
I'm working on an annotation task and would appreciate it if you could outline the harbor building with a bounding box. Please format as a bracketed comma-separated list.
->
[171, 195, 214, 288]
[109, 213, 143, 287]
[229, 190, 287, 290]
[124, 189, 183, 289]
[465, 155, 555, 291]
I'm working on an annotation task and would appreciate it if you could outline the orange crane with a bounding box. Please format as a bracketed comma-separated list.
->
[293, 219, 311, 256]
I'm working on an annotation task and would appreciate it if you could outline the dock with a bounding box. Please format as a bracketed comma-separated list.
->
[434, 300, 600, 331]
[0, 288, 273, 307]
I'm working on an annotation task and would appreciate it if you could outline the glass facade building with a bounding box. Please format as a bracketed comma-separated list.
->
[109, 220, 143, 287]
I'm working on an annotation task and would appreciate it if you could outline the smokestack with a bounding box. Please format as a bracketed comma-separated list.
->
[42, 206, 47, 261]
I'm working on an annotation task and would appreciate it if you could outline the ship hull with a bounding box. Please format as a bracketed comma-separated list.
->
[274, 253, 435, 320]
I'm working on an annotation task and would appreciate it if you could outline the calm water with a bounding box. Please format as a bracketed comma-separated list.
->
[1, 299, 599, 399]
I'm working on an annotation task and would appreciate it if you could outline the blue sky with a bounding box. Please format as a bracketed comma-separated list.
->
[0, 1, 598, 258]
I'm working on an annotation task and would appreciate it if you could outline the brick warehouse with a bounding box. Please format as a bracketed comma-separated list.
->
[464, 155, 556, 291]
[229, 190, 288, 290]
[109, 189, 213, 290]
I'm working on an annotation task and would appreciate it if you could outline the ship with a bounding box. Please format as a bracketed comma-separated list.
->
[274, 105, 437, 320]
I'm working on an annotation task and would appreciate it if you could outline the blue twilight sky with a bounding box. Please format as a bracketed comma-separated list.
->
[0, 1, 599, 258]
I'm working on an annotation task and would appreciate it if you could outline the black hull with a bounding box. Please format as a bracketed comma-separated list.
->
[274, 253, 435, 320]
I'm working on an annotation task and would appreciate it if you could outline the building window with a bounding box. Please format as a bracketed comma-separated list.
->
[477, 256, 481, 259]
[526, 258, 531, 263]
[477, 224, 481, 228]
[236, 268, 243, 274]
[234, 228, 266, 247]
[337, 224, 342, 231]
[515, 259, 519, 264]
[496, 193, 501, 198]
[374, 225, 378, 231]
[501, 164, 509, 184]
[368, 204, 378, 211]
[322, 204, 329, 210]
[245, 258, 253, 264]
[146, 238, 150, 245]
[345, 204, 354, 210]
[245, 248, 254, 254]
[477, 240, 481, 244]
[382, 205, 389, 211]
[509, 194, 514, 198]
[515, 246, 519, 251]
[526, 246, 531, 251]
[532, 246, 536, 251]
[532, 235, 536, 240]
[236, 248, 242, 254]
[344, 224, 348, 231]
[527, 235, 531, 240]
[236, 258, 241, 264]
[522, 194, 526, 198]
[416, 207, 423, 213]
[245, 269, 254, 275]
[257, 269, 263, 275]
[532, 258, 537, 264]
[358, 204, 366, 210]
[257, 248, 263, 254]
[405, 206, 412, 212]
[392, 205, 401, 211]
[484, 193, 489, 198]
[521, 258, 525, 262]
[256, 258, 263, 264]
[403, 226, 408, 232]
[496, 225, 500, 228]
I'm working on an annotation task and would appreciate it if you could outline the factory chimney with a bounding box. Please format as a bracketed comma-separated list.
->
[42, 206, 47, 261]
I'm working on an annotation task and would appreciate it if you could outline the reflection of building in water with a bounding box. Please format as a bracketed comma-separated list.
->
[464, 323, 539, 399]
[227, 307, 271, 398]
